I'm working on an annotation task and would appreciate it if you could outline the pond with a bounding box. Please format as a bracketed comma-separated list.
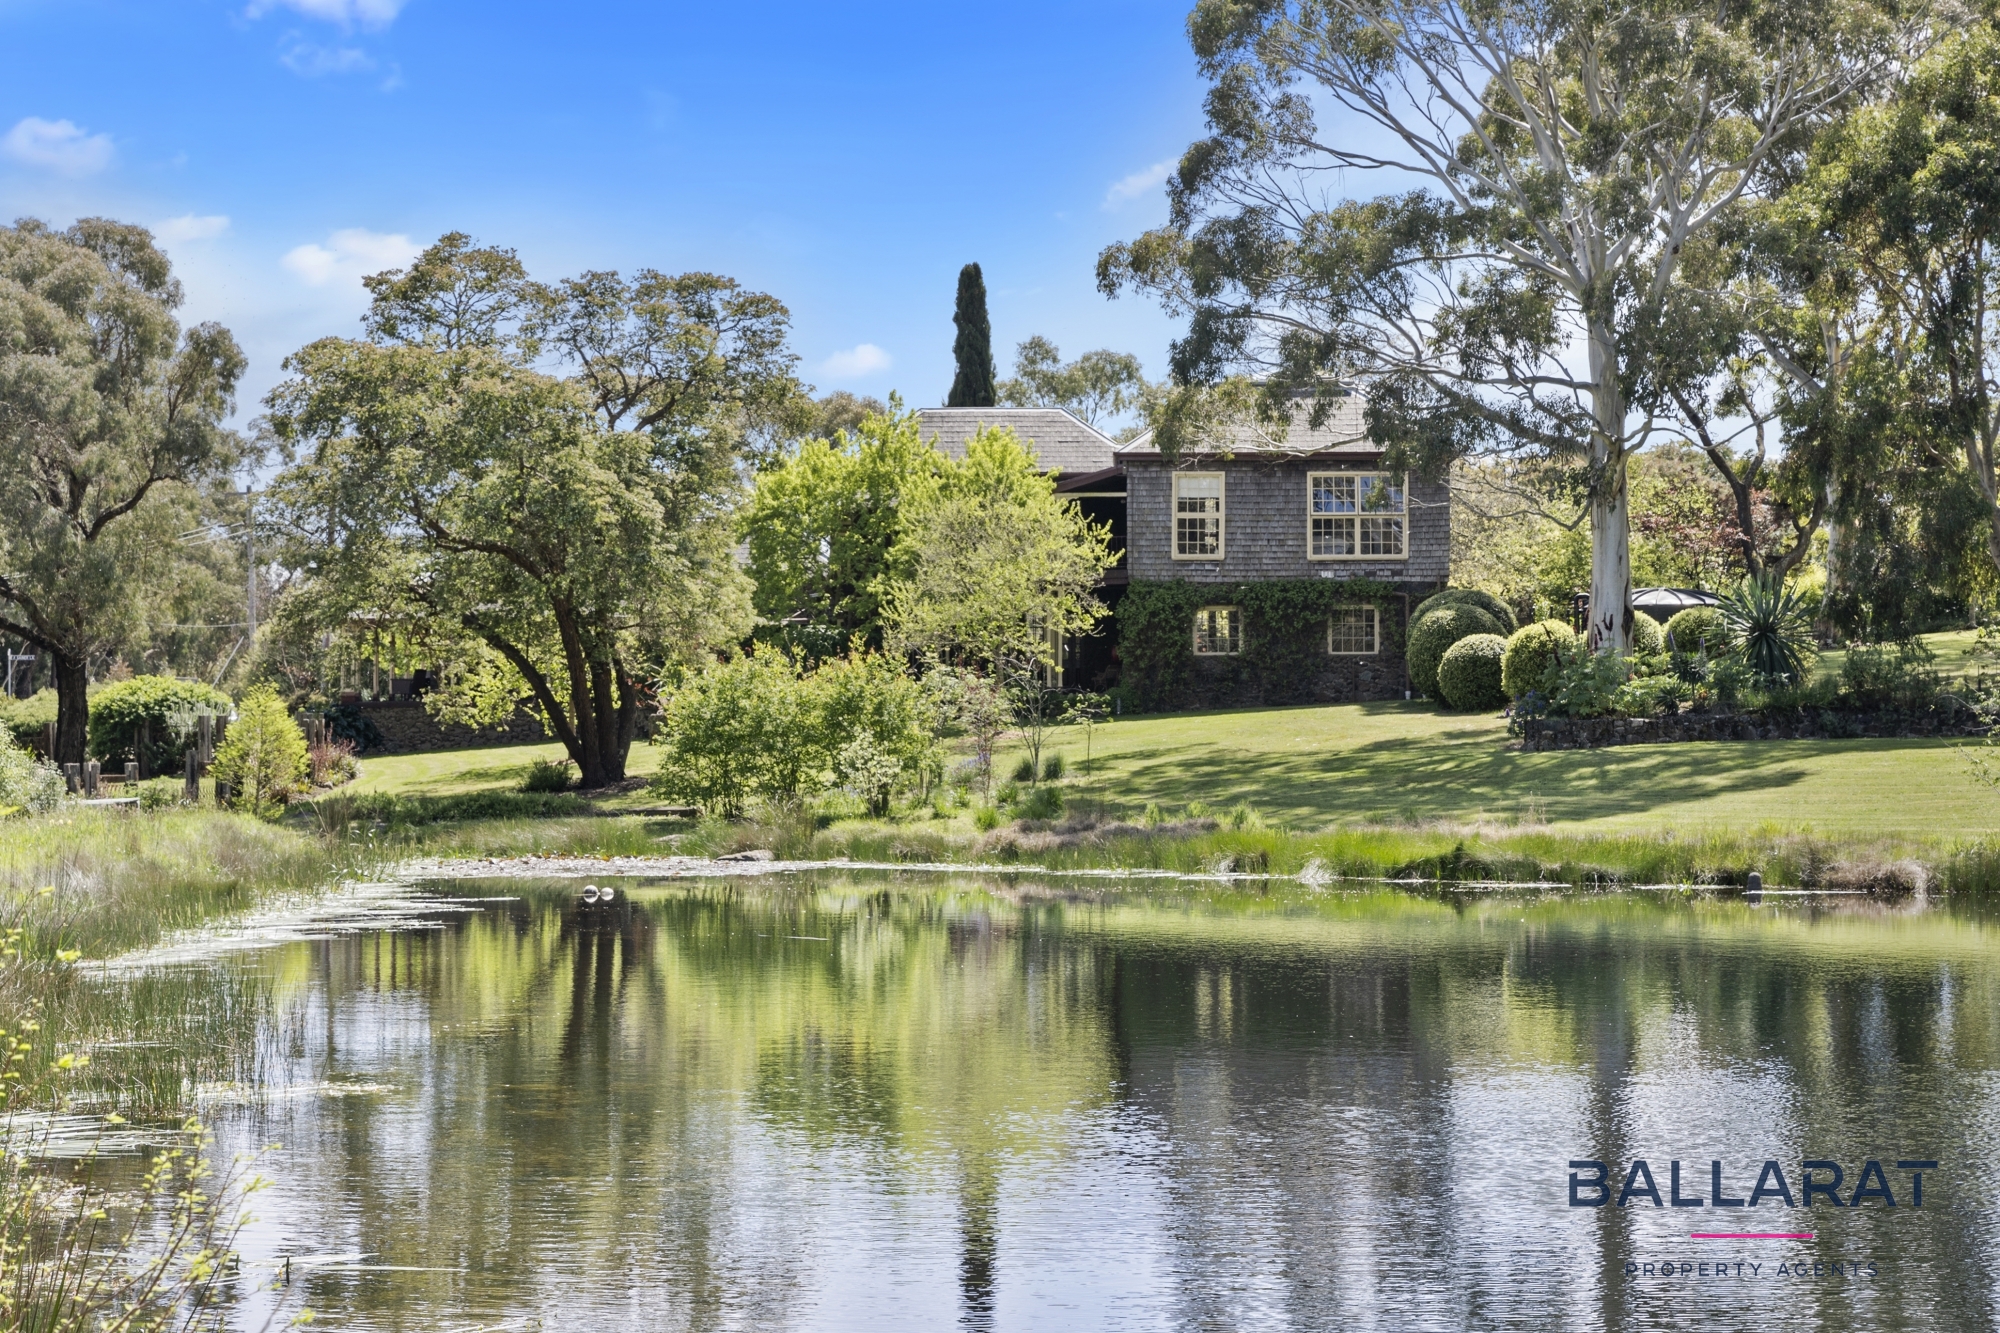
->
[86, 874, 2000, 1330]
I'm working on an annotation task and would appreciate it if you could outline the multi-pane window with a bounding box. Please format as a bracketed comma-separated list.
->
[1174, 473, 1224, 558]
[1327, 605, 1379, 655]
[1309, 472, 1406, 559]
[1193, 606, 1243, 655]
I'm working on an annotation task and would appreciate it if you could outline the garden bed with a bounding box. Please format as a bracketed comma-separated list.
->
[1516, 703, 1988, 751]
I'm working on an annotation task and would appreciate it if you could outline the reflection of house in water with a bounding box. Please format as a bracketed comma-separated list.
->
[917, 393, 1451, 705]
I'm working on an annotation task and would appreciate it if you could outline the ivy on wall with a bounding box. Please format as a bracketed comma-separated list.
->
[1117, 578, 1413, 712]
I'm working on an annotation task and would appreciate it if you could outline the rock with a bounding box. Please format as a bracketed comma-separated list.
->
[715, 849, 775, 863]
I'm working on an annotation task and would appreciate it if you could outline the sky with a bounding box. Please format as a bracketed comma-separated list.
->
[0, 0, 1208, 436]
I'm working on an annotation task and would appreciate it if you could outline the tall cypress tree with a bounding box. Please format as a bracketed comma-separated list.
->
[947, 262, 996, 408]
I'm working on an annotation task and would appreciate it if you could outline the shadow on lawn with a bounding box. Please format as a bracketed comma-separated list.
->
[1099, 729, 1833, 826]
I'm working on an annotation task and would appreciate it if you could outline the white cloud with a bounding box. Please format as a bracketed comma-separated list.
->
[1104, 159, 1173, 208]
[1, 117, 114, 177]
[249, 0, 408, 28]
[156, 214, 231, 244]
[820, 343, 892, 379]
[280, 40, 374, 75]
[282, 228, 419, 287]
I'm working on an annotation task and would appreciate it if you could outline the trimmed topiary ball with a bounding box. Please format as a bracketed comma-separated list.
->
[1663, 606, 1727, 656]
[1414, 587, 1517, 635]
[1631, 612, 1665, 655]
[1438, 633, 1509, 710]
[1501, 619, 1582, 700]
[1408, 603, 1506, 700]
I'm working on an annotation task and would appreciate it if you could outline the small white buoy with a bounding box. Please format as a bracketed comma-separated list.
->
[582, 885, 600, 903]
[598, 885, 616, 901]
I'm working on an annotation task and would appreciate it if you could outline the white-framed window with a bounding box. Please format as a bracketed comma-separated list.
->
[1309, 472, 1406, 559]
[1327, 605, 1379, 655]
[1174, 472, 1224, 559]
[1192, 606, 1243, 656]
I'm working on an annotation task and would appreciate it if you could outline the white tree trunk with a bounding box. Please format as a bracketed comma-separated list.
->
[1588, 460, 1634, 654]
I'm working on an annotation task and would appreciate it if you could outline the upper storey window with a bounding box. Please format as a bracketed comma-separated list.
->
[1310, 473, 1405, 559]
[1174, 473, 1224, 559]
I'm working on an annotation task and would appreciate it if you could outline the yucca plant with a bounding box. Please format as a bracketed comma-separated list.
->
[1717, 575, 1817, 685]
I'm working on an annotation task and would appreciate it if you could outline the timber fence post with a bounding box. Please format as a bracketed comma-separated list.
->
[184, 749, 198, 804]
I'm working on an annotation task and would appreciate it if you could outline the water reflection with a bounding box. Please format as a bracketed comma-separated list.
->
[168, 878, 2000, 1331]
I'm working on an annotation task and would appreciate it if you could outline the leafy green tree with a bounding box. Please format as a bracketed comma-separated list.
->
[0, 219, 247, 764]
[946, 263, 996, 408]
[1800, 21, 2000, 583]
[211, 684, 308, 816]
[741, 405, 944, 654]
[1099, 0, 1903, 652]
[998, 336, 1148, 430]
[266, 234, 802, 787]
[886, 427, 1116, 713]
[806, 391, 888, 445]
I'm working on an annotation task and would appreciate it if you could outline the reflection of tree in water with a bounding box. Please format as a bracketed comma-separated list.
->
[230, 881, 2000, 1331]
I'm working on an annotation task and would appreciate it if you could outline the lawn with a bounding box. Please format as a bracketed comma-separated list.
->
[352, 693, 1998, 839]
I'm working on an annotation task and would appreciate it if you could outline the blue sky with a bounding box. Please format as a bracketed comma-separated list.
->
[0, 0, 1206, 430]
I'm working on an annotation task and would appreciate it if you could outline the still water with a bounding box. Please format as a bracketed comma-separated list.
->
[113, 875, 2000, 1331]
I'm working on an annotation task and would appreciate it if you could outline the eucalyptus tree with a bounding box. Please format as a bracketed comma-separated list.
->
[1798, 20, 2000, 583]
[1099, 0, 1911, 650]
[0, 219, 247, 764]
[998, 336, 1150, 430]
[266, 234, 805, 787]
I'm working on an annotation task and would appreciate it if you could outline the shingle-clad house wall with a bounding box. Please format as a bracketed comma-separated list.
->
[1111, 393, 1451, 708]
[1123, 457, 1449, 585]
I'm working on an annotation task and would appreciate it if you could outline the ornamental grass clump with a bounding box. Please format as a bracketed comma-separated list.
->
[1438, 634, 1509, 711]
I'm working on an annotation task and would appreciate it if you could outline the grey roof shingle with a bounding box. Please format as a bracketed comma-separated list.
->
[1116, 392, 1373, 459]
[916, 407, 1119, 476]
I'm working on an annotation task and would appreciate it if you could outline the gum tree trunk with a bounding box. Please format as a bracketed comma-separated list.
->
[1587, 323, 1635, 655]
[52, 648, 89, 769]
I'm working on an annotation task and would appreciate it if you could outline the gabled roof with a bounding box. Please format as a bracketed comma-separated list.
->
[1117, 391, 1373, 460]
[916, 407, 1119, 476]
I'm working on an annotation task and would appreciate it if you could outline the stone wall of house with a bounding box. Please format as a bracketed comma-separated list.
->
[1518, 705, 1984, 752]
[1124, 457, 1449, 586]
[348, 701, 549, 753]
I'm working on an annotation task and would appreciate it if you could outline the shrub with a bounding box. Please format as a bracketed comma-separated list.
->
[323, 703, 387, 754]
[307, 736, 359, 788]
[210, 685, 309, 816]
[0, 689, 56, 751]
[521, 758, 573, 793]
[1413, 588, 1517, 634]
[1408, 604, 1506, 700]
[85, 676, 231, 773]
[973, 804, 1003, 831]
[136, 776, 184, 811]
[1613, 672, 1683, 717]
[1016, 784, 1063, 820]
[1437, 634, 1509, 711]
[1010, 755, 1038, 783]
[1664, 606, 1727, 656]
[1501, 620, 1581, 700]
[1840, 639, 1942, 710]
[1719, 575, 1817, 684]
[1548, 650, 1629, 719]
[1630, 612, 1665, 655]
[0, 728, 63, 814]
[1041, 752, 1065, 782]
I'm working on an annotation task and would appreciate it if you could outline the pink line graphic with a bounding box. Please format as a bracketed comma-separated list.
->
[1688, 1233, 1814, 1240]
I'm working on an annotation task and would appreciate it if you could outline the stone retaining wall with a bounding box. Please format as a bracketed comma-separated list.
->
[349, 701, 549, 753]
[1517, 705, 1986, 751]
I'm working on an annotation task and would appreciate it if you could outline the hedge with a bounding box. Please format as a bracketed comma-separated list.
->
[1118, 579, 1411, 712]
[1664, 606, 1728, 656]
[1501, 620, 1581, 700]
[1413, 588, 1517, 635]
[1408, 604, 1505, 700]
[1438, 634, 1509, 710]
[87, 676, 233, 772]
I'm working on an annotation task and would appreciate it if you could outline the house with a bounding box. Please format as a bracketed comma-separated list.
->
[916, 392, 1448, 709]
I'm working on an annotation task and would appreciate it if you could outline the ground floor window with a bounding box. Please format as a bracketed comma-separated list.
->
[1327, 605, 1378, 655]
[1193, 605, 1243, 655]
